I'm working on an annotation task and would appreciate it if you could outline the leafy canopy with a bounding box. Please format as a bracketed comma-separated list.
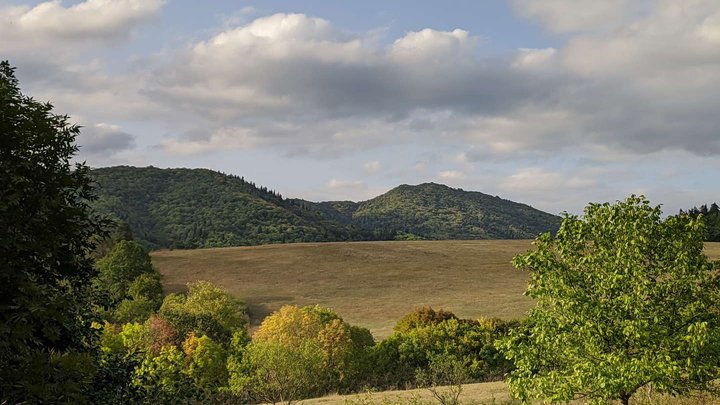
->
[498, 196, 720, 405]
[0, 60, 106, 402]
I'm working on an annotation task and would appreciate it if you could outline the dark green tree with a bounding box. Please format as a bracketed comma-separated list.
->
[97, 240, 155, 304]
[498, 196, 720, 405]
[0, 61, 107, 402]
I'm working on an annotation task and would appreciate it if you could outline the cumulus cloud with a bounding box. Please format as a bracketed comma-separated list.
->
[0, 0, 165, 55]
[77, 123, 135, 156]
[511, 0, 636, 33]
[142, 6, 720, 160]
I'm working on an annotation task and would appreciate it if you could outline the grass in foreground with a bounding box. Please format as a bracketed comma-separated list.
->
[152, 241, 720, 339]
[303, 381, 720, 405]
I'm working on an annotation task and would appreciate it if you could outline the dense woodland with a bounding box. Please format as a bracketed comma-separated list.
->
[91, 166, 561, 250]
[682, 203, 720, 241]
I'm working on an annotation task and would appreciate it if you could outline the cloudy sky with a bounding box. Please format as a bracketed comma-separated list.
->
[2, 0, 719, 214]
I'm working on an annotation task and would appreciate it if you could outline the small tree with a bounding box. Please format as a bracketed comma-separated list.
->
[97, 240, 155, 304]
[497, 196, 720, 405]
[158, 281, 247, 344]
[415, 355, 470, 405]
[235, 340, 325, 405]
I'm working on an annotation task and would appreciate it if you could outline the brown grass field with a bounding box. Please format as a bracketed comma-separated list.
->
[152, 240, 720, 339]
[301, 380, 720, 404]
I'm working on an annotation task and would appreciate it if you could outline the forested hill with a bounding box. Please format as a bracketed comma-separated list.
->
[91, 166, 561, 249]
[344, 183, 562, 240]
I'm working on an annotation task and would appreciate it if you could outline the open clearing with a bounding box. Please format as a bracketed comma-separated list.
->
[153, 240, 720, 339]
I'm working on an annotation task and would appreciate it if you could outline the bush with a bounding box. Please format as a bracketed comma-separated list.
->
[158, 281, 247, 345]
[114, 297, 157, 324]
[370, 308, 516, 389]
[132, 345, 198, 403]
[183, 334, 229, 390]
[394, 307, 458, 334]
[231, 340, 325, 404]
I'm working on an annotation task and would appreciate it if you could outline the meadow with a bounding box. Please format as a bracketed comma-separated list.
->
[152, 240, 720, 339]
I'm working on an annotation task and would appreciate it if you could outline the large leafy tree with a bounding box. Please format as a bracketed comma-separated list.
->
[0, 61, 106, 401]
[498, 196, 720, 405]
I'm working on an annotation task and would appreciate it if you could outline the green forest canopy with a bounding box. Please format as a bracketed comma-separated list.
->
[91, 166, 561, 250]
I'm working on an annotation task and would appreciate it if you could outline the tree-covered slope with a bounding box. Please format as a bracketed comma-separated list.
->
[347, 183, 561, 239]
[91, 166, 561, 249]
[91, 166, 359, 249]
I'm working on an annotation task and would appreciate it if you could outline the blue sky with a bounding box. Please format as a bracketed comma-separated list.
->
[2, 0, 719, 214]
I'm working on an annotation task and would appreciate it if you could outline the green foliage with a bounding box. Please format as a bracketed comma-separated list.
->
[183, 334, 229, 390]
[497, 196, 720, 405]
[128, 272, 164, 305]
[113, 272, 165, 323]
[683, 202, 720, 242]
[371, 310, 515, 390]
[158, 281, 247, 344]
[0, 60, 108, 402]
[132, 345, 198, 403]
[91, 167, 560, 249]
[349, 183, 560, 240]
[92, 220, 133, 260]
[394, 307, 459, 334]
[239, 305, 375, 395]
[416, 356, 470, 405]
[97, 240, 155, 304]
[93, 323, 145, 403]
[232, 340, 326, 404]
[114, 297, 158, 324]
[91, 166, 365, 249]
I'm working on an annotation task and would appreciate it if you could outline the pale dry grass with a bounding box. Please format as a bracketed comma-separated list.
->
[152, 241, 720, 339]
[300, 381, 720, 405]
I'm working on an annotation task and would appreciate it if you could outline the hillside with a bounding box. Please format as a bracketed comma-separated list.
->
[91, 166, 362, 249]
[152, 241, 720, 339]
[91, 166, 560, 249]
[348, 182, 561, 239]
[152, 240, 538, 338]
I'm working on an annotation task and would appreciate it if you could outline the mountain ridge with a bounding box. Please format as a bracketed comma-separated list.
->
[91, 166, 560, 249]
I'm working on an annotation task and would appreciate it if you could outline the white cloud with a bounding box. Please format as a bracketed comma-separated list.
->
[511, 0, 634, 33]
[327, 178, 366, 190]
[438, 170, 465, 180]
[364, 160, 382, 173]
[512, 47, 557, 70]
[161, 128, 264, 156]
[0, 0, 165, 54]
[502, 168, 595, 192]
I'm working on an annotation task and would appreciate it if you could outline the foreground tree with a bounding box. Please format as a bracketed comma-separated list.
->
[498, 196, 720, 405]
[0, 61, 106, 401]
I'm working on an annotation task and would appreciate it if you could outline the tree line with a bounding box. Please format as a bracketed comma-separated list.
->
[681, 203, 720, 241]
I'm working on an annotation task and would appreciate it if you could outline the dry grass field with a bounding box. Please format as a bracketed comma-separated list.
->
[301, 380, 720, 405]
[152, 240, 720, 339]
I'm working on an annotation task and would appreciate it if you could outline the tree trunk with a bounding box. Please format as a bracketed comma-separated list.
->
[620, 393, 630, 405]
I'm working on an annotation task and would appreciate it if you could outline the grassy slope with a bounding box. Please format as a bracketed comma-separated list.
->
[153, 240, 720, 339]
[303, 380, 720, 404]
[304, 381, 513, 404]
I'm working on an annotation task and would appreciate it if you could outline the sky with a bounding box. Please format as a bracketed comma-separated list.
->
[2, 0, 719, 214]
